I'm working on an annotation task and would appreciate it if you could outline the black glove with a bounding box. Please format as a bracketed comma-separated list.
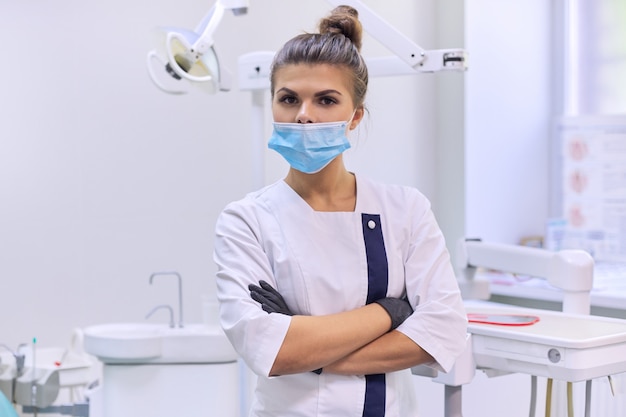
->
[249, 280, 293, 315]
[248, 280, 323, 375]
[374, 297, 414, 331]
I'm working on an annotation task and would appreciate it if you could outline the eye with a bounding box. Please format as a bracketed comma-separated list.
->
[319, 96, 338, 106]
[277, 94, 298, 105]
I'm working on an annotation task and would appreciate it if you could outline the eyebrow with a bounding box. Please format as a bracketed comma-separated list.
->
[276, 87, 343, 97]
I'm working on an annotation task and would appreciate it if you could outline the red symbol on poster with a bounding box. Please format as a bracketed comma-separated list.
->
[568, 205, 585, 227]
[568, 138, 588, 161]
[569, 170, 588, 193]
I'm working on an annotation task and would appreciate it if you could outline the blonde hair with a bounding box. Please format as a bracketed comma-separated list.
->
[269, 5, 368, 108]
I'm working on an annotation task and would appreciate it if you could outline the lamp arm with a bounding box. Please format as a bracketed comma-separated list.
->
[193, 0, 249, 56]
[325, 0, 426, 68]
[193, 3, 224, 56]
[325, 0, 467, 73]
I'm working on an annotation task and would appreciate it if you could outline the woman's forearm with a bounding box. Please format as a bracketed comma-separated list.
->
[323, 331, 434, 376]
[269, 303, 391, 376]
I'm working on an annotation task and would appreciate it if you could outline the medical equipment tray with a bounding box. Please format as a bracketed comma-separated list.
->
[465, 302, 626, 382]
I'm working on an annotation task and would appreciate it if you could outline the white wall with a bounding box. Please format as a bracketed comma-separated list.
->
[433, 0, 466, 256]
[445, 2, 555, 416]
[0, 0, 445, 352]
[464, 0, 551, 244]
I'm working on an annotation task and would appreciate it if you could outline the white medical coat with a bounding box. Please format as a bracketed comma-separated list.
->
[214, 175, 467, 417]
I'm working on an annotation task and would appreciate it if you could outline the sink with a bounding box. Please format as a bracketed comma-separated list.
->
[83, 323, 162, 361]
[83, 323, 237, 364]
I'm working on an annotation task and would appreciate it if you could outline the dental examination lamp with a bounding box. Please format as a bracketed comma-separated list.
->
[147, 0, 467, 95]
[147, 0, 249, 95]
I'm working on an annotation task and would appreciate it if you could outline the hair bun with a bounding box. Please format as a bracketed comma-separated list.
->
[318, 5, 363, 51]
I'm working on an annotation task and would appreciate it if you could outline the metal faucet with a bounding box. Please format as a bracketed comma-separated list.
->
[149, 271, 184, 328]
[145, 304, 175, 328]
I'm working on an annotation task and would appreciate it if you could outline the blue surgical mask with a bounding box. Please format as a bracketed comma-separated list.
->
[268, 119, 353, 174]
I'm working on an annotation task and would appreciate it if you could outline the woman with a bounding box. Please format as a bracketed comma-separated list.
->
[214, 5, 467, 416]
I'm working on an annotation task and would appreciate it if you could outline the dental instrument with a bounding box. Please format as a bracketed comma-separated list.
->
[149, 271, 184, 328]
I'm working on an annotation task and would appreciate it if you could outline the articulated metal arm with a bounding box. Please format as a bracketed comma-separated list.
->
[326, 0, 467, 74]
[457, 238, 594, 314]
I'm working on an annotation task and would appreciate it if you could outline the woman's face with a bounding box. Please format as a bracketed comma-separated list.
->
[272, 63, 363, 129]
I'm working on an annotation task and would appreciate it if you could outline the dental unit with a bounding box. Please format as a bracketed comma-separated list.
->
[0, 335, 94, 417]
[418, 239, 626, 417]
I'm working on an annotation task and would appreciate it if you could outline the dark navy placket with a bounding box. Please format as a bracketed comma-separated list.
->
[361, 213, 388, 417]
